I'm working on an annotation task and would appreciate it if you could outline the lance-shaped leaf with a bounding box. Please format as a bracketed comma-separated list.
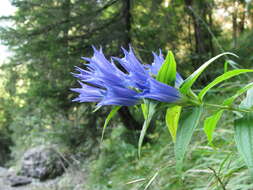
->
[175, 106, 203, 170]
[101, 106, 121, 140]
[166, 106, 182, 142]
[235, 88, 253, 177]
[180, 52, 238, 95]
[204, 82, 253, 144]
[156, 51, 177, 86]
[138, 101, 157, 157]
[198, 69, 253, 101]
[235, 113, 253, 177]
[204, 110, 223, 145]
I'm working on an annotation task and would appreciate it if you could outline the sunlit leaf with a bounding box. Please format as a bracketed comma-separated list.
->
[156, 51, 177, 86]
[198, 69, 253, 101]
[175, 106, 203, 170]
[204, 110, 223, 145]
[180, 52, 238, 95]
[166, 106, 182, 142]
[101, 106, 121, 141]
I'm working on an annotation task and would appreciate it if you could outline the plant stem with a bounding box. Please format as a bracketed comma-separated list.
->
[204, 103, 252, 113]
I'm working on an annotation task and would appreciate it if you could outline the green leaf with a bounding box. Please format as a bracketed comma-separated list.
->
[204, 110, 223, 145]
[198, 69, 253, 101]
[203, 83, 253, 144]
[156, 51, 176, 85]
[223, 82, 253, 106]
[234, 88, 253, 177]
[166, 106, 182, 143]
[179, 52, 238, 95]
[235, 113, 253, 177]
[101, 106, 121, 141]
[175, 106, 203, 170]
[138, 101, 157, 157]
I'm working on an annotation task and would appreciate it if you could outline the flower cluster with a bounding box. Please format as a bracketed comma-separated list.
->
[71, 46, 183, 106]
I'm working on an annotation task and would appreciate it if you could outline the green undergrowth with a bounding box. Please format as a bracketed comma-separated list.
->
[85, 105, 253, 190]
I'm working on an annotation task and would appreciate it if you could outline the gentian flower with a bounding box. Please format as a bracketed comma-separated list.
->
[71, 46, 183, 106]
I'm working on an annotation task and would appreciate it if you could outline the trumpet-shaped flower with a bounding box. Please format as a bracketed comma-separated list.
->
[71, 46, 183, 106]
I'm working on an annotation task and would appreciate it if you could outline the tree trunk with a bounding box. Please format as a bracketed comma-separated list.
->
[207, 2, 214, 57]
[118, 108, 142, 130]
[232, 10, 238, 48]
[184, 0, 213, 69]
[184, 0, 214, 69]
[238, 0, 246, 33]
[184, 0, 214, 85]
[123, 0, 132, 47]
[118, 0, 142, 131]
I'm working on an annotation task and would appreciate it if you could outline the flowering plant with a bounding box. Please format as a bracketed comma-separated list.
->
[72, 46, 253, 176]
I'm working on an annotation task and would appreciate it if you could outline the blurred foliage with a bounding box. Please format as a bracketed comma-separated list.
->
[86, 116, 253, 190]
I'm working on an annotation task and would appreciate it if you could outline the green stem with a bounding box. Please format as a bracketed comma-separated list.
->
[204, 103, 253, 113]
[138, 101, 157, 157]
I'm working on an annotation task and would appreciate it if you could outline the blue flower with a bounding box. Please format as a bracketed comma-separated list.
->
[72, 46, 183, 106]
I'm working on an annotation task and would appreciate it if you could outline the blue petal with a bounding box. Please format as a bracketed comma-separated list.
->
[78, 49, 130, 88]
[98, 86, 140, 106]
[175, 73, 184, 88]
[150, 50, 164, 75]
[113, 47, 150, 90]
[71, 82, 105, 102]
[121, 46, 147, 75]
[140, 78, 180, 103]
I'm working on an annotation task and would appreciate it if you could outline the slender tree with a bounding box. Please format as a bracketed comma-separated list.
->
[184, 0, 215, 84]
